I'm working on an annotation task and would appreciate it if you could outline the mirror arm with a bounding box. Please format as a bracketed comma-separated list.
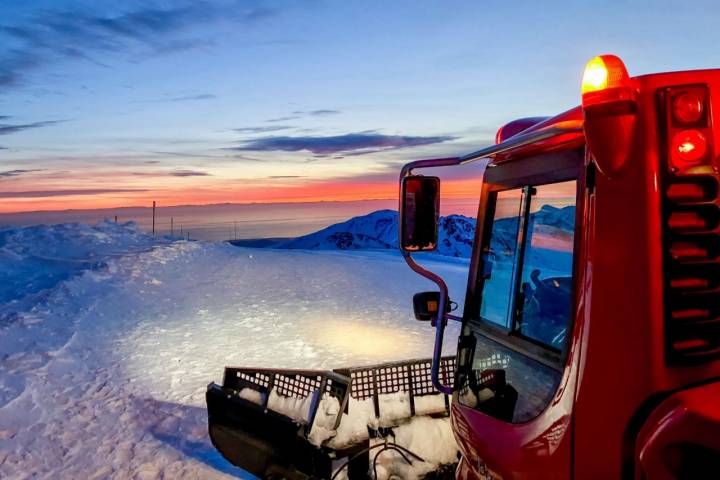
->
[399, 157, 464, 396]
[402, 251, 454, 395]
[400, 157, 462, 178]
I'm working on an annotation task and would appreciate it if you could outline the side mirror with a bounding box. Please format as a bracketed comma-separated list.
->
[400, 176, 440, 252]
[413, 291, 451, 321]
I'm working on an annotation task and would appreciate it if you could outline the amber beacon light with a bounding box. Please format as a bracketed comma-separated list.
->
[581, 54, 638, 175]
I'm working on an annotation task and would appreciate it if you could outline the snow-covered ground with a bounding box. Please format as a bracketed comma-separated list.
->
[0, 222, 467, 479]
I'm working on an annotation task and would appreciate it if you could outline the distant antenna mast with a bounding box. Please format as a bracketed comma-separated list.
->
[170, 217, 174, 237]
[152, 201, 156, 236]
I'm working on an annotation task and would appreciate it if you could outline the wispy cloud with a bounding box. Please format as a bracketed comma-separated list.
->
[136, 93, 216, 103]
[0, 169, 44, 177]
[267, 175, 305, 179]
[169, 169, 211, 177]
[234, 125, 294, 134]
[149, 150, 222, 159]
[265, 109, 341, 123]
[0, 2, 278, 89]
[0, 119, 66, 135]
[129, 169, 212, 177]
[229, 132, 456, 155]
[266, 116, 302, 123]
[167, 93, 216, 102]
[0, 189, 148, 198]
[293, 109, 341, 116]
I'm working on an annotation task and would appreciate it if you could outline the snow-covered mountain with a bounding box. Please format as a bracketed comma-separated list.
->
[277, 209, 477, 257]
[278, 209, 398, 251]
[276, 206, 575, 259]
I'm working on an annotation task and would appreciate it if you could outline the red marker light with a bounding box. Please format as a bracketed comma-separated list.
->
[672, 92, 705, 125]
[671, 129, 708, 165]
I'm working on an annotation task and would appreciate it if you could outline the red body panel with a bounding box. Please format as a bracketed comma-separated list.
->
[635, 382, 720, 480]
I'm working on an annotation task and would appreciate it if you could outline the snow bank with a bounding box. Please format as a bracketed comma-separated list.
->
[0, 221, 466, 479]
[0, 220, 169, 308]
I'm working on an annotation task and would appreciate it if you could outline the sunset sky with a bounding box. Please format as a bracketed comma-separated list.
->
[2, 0, 719, 213]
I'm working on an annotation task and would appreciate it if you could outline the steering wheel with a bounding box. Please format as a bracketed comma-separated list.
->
[518, 269, 572, 347]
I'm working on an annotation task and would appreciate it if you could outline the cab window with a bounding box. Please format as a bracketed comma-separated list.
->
[458, 179, 577, 423]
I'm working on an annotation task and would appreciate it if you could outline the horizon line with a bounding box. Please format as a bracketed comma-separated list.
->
[0, 197, 410, 216]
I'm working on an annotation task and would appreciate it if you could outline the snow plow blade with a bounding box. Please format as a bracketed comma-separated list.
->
[206, 357, 457, 479]
[207, 367, 352, 479]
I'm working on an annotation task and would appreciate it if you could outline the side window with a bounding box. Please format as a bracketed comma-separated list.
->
[458, 180, 577, 423]
[516, 184, 576, 348]
[479, 189, 523, 328]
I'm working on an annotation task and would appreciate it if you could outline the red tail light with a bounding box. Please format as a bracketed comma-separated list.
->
[671, 129, 709, 166]
[662, 85, 714, 175]
[672, 92, 705, 125]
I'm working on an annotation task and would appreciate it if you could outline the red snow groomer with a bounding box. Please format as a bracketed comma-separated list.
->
[207, 54, 720, 479]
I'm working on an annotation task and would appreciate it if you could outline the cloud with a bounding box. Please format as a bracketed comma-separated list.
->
[230, 132, 457, 155]
[0, 115, 11, 120]
[128, 169, 212, 177]
[167, 93, 215, 102]
[169, 169, 211, 177]
[0, 2, 278, 89]
[267, 175, 305, 179]
[149, 150, 221, 159]
[0, 189, 148, 198]
[137, 93, 216, 103]
[293, 109, 341, 116]
[234, 125, 294, 134]
[0, 169, 44, 177]
[266, 116, 302, 123]
[265, 110, 340, 123]
[0, 119, 65, 135]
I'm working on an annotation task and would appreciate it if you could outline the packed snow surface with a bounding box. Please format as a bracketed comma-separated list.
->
[0, 222, 466, 479]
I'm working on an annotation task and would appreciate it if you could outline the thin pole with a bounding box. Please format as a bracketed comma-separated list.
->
[114, 215, 118, 223]
[170, 217, 174, 237]
[234, 221, 237, 240]
[152, 201, 156, 236]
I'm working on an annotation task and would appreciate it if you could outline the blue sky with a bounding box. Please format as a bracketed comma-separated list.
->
[1, 0, 719, 211]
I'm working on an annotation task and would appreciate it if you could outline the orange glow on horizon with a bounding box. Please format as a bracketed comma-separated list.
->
[0, 177, 486, 214]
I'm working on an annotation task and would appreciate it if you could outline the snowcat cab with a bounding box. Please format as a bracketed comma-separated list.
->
[205, 54, 720, 479]
[400, 55, 720, 479]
